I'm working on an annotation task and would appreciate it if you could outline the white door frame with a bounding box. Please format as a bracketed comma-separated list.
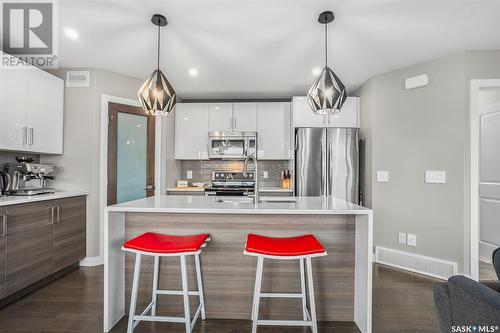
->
[99, 94, 162, 262]
[469, 79, 500, 280]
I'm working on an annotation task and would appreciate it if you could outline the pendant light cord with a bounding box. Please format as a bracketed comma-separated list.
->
[157, 24, 160, 70]
[324, 23, 328, 68]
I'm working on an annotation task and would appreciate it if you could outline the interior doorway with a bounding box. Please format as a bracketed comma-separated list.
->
[470, 80, 500, 280]
[107, 102, 155, 205]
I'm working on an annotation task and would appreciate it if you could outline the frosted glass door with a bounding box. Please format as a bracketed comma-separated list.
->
[116, 113, 148, 203]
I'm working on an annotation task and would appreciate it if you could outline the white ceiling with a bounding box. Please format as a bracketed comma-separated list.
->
[57, 0, 500, 99]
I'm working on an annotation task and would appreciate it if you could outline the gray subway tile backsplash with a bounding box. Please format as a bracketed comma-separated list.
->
[180, 160, 293, 187]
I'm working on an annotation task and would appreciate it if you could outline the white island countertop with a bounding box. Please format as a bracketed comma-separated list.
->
[0, 191, 88, 207]
[106, 195, 371, 215]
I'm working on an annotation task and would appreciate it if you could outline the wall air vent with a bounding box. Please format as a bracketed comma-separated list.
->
[66, 71, 90, 87]
[375, 246, 457, 280]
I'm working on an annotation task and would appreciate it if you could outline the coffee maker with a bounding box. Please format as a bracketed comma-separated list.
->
[3, 162, 56, 196]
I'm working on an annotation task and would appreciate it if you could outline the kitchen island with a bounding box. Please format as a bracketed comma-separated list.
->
[104, 195, 373, 332]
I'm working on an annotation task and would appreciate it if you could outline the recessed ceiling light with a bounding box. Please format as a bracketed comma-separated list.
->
[63, 27, 79, 40]
[188, 68, 199, 77]
[312, 67, 322, 76]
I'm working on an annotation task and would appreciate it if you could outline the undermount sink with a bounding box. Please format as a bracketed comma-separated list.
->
[214, 197, 298, 204]
[214, 198, 254, 204]
[215, 197, 297, 205]
[260, 198, 298, 203]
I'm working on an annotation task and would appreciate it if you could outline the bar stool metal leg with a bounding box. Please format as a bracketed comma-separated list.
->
[194, 254, 206, 320]
[180, 255, 191, 333]
[251, 257, 264, 333]
[299, 258, 308, 321]
[306, 258, 318, 333]
[151, 256, 159, 316]
[127, 253, 142, 333]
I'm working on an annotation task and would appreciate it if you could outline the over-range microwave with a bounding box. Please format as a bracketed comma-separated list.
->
[208, 131, 257, 159]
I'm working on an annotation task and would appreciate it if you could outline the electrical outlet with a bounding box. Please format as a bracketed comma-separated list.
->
[186, 170, 193, 179]
[263, 171, 268, 179]
[398, 232, 407, 244]
[376, 170, 389, 183]
[407, 234, 417, 247]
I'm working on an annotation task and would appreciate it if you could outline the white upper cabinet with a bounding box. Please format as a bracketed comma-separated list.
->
[0, 52, 64, 154]
[0, 54, 28, 151]
[292, 96, 325, 127]
[233, 103, 257, 131]
[175, 103, 209, 160]
[292, 96, 360, 128]
[26, 68, 64, 154]
[209, 103, 232, 132]
[209, 102, 257, 132]
[257, 102, 291, 160]
[327, 97, 360, 128]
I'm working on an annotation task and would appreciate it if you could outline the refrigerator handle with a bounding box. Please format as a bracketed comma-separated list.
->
[321, 132, 328, 197]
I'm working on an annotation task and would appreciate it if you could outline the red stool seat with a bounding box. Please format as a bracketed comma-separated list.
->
[245, 234, 326, 258]
[123, 232, 210, 254]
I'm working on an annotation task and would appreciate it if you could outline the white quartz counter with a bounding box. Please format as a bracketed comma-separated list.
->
[0, 191, 88, 207]
[106, 195, 371, 215]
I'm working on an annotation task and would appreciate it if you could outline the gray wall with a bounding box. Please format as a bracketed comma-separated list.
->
[356, 50, 500, 274]
[41, 68, 144, 258]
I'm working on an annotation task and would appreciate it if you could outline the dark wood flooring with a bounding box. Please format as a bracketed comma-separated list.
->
[0, 264, 440, 333]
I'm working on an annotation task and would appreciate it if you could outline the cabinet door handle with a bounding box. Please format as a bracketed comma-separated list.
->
[50, 206, 55, 224]
[56, 205, 60, 223]
[1, 214, 7, 237]
[29, 127, 34, 145]
[22, 127, 27, 145]
[234, 117, 237, 130]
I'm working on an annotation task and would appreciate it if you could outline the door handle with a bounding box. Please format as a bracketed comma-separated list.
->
[144, 185, 155, 191]
[29, 128, 34, 145]
[22, 127, 27, 145]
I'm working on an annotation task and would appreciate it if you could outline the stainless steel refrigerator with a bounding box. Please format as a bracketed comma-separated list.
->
[295, 127, 359, 203]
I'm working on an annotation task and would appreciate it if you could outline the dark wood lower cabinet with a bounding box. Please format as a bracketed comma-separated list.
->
[0, 195, 86, 301]
[53, 196, 86, 271]
[5, 201, 54, 296]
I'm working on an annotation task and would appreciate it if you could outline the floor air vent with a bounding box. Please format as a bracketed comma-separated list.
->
[375, 246, 457, 280]
[66, 71, 90, 87]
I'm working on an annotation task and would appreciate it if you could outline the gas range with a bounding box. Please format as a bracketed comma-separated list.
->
[205, 171, 255, 196]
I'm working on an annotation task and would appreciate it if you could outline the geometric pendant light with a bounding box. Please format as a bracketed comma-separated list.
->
[138, 14, 177, 116]
[307, 11, 347, 115]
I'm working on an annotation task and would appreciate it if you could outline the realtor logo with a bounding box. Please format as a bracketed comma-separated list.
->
[2, 2, 53, 54]
[1, 1, 57, 68]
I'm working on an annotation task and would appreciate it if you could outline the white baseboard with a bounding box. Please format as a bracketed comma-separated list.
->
[479, 241, 497, 263]
[80, 255, 104, 267]
[375, 246, 457, 280]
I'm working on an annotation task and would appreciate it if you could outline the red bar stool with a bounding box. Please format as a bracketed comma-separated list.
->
[244, 234, 327, 333]
[122, 232, 211, 333]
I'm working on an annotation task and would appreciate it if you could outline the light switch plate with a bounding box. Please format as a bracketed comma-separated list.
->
[376, 171, 389, 183]
[263, 171, 268, 179]
[398, 232, 407, 244]
[186, 170, 193, 179]
[407, 234, 417, 247]
[425, 170, 446, 184]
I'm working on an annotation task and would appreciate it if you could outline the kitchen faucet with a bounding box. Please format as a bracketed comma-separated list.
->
[243, 153, 259, 204]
